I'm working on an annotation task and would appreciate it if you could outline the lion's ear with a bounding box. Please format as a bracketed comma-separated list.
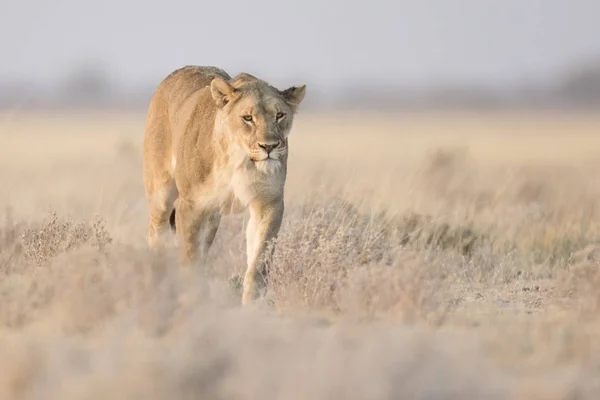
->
[281, 85, 306, 110]
[210, 77, 236, 108]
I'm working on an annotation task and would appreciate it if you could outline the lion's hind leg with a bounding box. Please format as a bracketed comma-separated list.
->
[174, 198, 221, 265]
[169, 208, 177, 233]
[147, 179, 178, 250]
[199, 212, 221, 260]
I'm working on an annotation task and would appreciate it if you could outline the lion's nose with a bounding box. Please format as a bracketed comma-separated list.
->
[258, 141, 280, 154]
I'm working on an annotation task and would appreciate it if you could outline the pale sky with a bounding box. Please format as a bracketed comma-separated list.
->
[2, 0, 600, 91]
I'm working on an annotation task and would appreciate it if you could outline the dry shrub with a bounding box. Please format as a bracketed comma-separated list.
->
[266, 199, 487, 317]
[393, 211, 486, 257]
[407, 146, 600, 270]
[557, 244, 600, 313]
[339, 252, 447, 324]
[497, 168, 600, 266]
[0, 240, 234, 334]
[267, 199, 393, 312]
[20, 212, 112, 266]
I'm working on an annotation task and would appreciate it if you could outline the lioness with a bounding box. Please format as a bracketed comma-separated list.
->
[142, 65, 306, 304]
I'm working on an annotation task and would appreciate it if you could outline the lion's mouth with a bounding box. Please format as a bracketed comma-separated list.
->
[251, 157, 282, 173]
[250, 155, 277, 162]
[254, 157, 282, 175]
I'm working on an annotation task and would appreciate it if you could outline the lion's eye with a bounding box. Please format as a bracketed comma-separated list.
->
[242, 115, 253, 122]
[276, 112, 285, 121]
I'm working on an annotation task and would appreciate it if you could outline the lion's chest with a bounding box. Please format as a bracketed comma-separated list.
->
[196, 164, 283, 215]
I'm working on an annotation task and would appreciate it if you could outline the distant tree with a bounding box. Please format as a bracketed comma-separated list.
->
[558, 60, 600, 103]
[60, 61, 113, 100]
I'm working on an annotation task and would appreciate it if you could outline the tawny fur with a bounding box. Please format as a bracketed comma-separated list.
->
[143, 65, 306, 305]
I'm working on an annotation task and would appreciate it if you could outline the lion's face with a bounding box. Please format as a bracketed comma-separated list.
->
[211, 77, 306, 172]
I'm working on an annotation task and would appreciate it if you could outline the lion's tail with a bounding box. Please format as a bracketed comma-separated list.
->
[169, 208, 176, 233]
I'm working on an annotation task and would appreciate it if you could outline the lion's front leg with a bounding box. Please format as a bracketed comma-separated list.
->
[242, 198, 284, 305]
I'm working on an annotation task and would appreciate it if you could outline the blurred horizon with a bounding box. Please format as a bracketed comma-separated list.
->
[2, 0, 600, 111]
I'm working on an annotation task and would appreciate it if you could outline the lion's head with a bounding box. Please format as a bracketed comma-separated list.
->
[210, 75, 306, 173]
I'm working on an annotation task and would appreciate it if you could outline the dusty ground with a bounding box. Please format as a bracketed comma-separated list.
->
[2, 110, 600, 399]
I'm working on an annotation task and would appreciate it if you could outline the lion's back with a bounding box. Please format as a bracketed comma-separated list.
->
[153, 66, 230, 112]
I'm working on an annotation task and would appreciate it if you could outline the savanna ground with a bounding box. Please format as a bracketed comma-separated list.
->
[2, 109, 600, 399]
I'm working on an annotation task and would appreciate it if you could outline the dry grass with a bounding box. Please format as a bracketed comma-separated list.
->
[2, 110, 600, 398]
